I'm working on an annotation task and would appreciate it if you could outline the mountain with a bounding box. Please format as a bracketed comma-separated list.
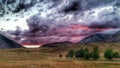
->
[78, 31, 120, 44]
[0, 34, 23, 49]
[42, 41, 73, 47]
[42, 31, 120, 47]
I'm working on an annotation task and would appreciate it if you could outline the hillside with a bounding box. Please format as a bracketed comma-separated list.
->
[0, 34, 23, 48]
[42, 41, 73, 47]
[41, 31, 120, 47]
[40, 42, 120, 55]
[79, 31, 120, 44]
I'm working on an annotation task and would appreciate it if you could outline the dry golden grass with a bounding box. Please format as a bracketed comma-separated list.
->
[0, 60, 120, 68]
[0, 42, 120, 68]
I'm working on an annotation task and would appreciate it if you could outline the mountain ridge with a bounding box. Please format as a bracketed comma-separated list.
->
[42, 31, 120, 47]
[0, 33, 23, 48]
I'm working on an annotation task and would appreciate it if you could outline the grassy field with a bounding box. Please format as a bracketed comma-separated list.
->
[0, 42, 120, 68]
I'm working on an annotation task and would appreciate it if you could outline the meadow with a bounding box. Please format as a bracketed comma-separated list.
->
[0, 42, 120, 68]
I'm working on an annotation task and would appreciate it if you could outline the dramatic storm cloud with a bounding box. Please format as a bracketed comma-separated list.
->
[0, 0, 120, 45]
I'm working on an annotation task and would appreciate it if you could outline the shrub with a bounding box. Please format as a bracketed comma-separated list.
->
[66, 54, 69, 58]
[59, 54, 63, 58]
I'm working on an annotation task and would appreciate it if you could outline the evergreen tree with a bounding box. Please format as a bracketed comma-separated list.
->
[75, 50, 80, 58]
[75, 48, 84, 58]
[79, 48, 84, 58]
[113, 52, 119, 58]
[83, 48, 90, 60]
[104, 48, 113, 60]
[67, 49, 74, 58]
[84, 48, 88, 52]
[91, 46, 100, 60]
[89, 52, 92, 58]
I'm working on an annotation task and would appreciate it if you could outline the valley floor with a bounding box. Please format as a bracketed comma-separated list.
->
[1, 60, 120, 68]
[0, 42, 120, 68]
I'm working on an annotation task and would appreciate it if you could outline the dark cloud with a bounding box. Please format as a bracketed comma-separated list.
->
[63, 1, 82, 13]
[61, 0, 119, 13]
[1, 0, 120, 45]
[0, 0, 39, 14]
[6, 0, 16, 4]
[24, 15, 55, 37]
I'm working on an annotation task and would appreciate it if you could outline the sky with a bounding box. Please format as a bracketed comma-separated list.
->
[0, 0, 120, 45]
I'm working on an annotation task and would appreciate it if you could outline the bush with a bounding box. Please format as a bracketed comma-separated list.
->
[91, 46, 100, 60]
[26, 50, 30, 52]
[66, 54, 69, 58]
[59, 54, 63, 58]
[104, 48, 113, 60]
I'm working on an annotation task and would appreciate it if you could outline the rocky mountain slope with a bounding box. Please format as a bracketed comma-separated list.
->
[78, 31, 120, 44]
[0, 34, 23, 48]
[42, 31, 120, 47]
[42, 41, 73, 47]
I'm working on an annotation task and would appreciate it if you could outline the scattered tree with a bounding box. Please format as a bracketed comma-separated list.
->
[89, 52, 92, 58]
[104, 48, 113, 60]
[75, 48, 84, 58]
[83, 48, 90, 60]
[91, 46, 100, 60]
[75, 50, 80, 58]
[65, 46, 120, 61]
[67, 49, 74, 58]
[113, 52, 119, 58]
[84, 48, 88, 52]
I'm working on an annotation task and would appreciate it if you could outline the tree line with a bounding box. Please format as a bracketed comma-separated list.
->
[59, 46, 120, 60]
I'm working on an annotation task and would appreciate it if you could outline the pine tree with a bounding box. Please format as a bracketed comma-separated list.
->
[79, 48, 84, 58]
[75, 50, 80, 58]
[67, 49, 74, 58]
[75, 48, 84, 58]
[91, 46, 100, 60]
[113, 52, 119, 58]
[84, 48, 88, 52]
[83, 48, 90, 60]
[89, 52, 92, 58]
[104, 48, 113, 60]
